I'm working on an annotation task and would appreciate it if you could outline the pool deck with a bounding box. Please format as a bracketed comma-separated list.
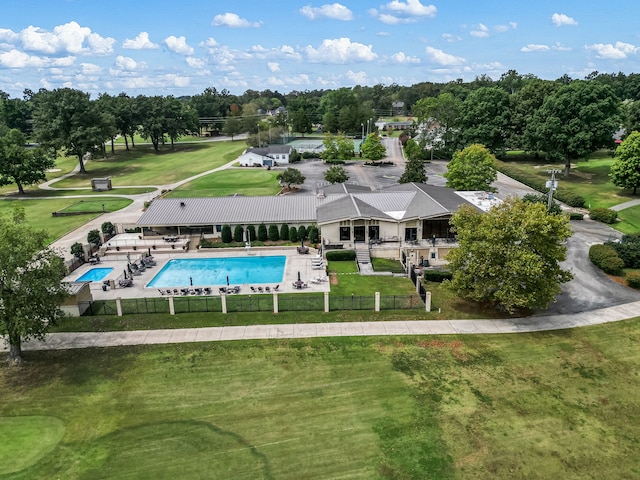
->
[64, 247, 330, 300]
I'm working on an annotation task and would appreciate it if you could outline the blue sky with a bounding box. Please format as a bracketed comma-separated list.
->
[1, 0, 639, 98]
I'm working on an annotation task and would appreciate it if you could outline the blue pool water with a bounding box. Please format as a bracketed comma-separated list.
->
[147, 256, 286, 288]
[77, 267, 113, 282]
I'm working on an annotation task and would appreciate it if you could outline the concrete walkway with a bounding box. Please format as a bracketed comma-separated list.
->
[610, 198, 640, 211]
[5, 300, 639, 352]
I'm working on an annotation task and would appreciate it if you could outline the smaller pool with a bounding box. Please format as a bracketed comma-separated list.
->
[76, 267, 113, 282]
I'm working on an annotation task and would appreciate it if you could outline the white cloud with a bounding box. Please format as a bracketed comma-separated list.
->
[373, 0, 436, 24]
[113, 55, 144, 71]
[551, 13, 577, 27]
[164, 36, 194, 55]
[300, 3, 353, 21]
[442, 33, 462, 43]
[0, 28, 19, 44]
[250, 44, 303, 61]
[212, 13, 261, 28]
[470, 23, 489, 38]
[425, 46, 465, 65]
[521, 44, 551, 53]
[186, 57, 206, 68]
[0, 48, 75, 68]
[586, 42, 639, 59]
[494, 22, 516, 33]
[79, 63, 101, 75]
[390, 51, 420, 64]
[304, 38, 377, 63]
[346, 70, 368, 84]
[123, 32, 159, 50]
[376, 31, 391, 37]
[267, 62, 280, 72]
[15, 21, 114, 56]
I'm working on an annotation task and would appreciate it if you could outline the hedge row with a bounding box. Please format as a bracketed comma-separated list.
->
[326, 250, 356, 261]
[627, 272, 640, 289]
[423, 270, 453, 282]
[589, 208, 618, 224]
[607, 234, 640, 268]
[495, 160, 585, 207]
[588, 244, 624, 275]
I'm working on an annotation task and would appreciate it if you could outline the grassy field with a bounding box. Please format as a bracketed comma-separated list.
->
[52, 142, 246, 189]
[3, 318, 640, 479]
[328, 260, 417, 296]
[0, 198, 132, 242]
[166, 168, 281, 197]
[616, 205, 640, 235]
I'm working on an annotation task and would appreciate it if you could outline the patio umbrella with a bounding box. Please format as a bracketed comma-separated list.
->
[297, 271, 301, 282]
[226, 275, 230, 286]
[190, 276, 193, 286]
[301, 238, 304, 248]
[148, 247, 151, 256]
[123, 270, 128, 279]
[126, 253, 131, 264]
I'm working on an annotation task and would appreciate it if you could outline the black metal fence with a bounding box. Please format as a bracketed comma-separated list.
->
[79, 293, 423, 316]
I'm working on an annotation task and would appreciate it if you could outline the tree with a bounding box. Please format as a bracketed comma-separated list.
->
[289, 226, 299, 243]
[247, 224, 256, 241]
[399, 156, 427, 183]
[403, 138, 427, 161]
[444, 144, 497, 192]
[412, 93, 462, 157]
[87, 229, 101, 246]
[70, 242, 84, 259]
[308, 225, 319, 243]
[524, 80, 620, 177]
[101, 221, 115, 235]
[361, 134, 386, 160]
[522, 193, 562, 215]
[221, 224, 232, 243]
[32, 88, 112, 173]
[459, 87, 511, 156]
[280, 223, 290, 241]
[1, 207, 68, 363]
[336, 134, 354, 160]
[233, 225, 244, 243]
[222, 117, 244, 140]
[610, 131, 640, 195]
[298, 225, 307, 240]
[290, 108, 312, 136]
[257, 223, 268, 241]
[277, 167, 306, 189]
[268, 224, 280, 241]
[321, 133, 339, 160]
[446, 197, 573, 313]
[324, 165, 349, 184]
[0, 129, 55, 194]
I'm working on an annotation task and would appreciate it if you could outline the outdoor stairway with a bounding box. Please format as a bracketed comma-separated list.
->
[354, 243, 374, 274]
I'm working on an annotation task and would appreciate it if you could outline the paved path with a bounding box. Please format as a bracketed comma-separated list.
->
[610, 198, 640, 211]
[4, 300, 639, 352]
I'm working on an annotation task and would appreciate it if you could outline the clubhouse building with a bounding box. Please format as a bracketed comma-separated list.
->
[134, 183, 496, 267]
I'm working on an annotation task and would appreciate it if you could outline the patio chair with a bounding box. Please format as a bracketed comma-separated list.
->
[195, 287, 203, 295]
[204, 287, 212, 295]
[257, 286, 263, 292]
[158, 289, 166, 295]
[219, 287, 227, 294]
[250, 286, 257, 292]
[265, 286, 271, 292]
[173, 289, 179, 295]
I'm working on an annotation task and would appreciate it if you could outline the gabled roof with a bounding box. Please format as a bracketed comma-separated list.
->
[245, 145, 292, 156]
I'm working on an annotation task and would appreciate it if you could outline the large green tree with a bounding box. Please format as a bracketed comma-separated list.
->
[221, 116, 243, 140]
[324, 165, 349, 184]
[610, 131, 640, 195]
[446, 197, 573, 313]
[459, 86, 511, 156]
[399, 155, 427, 183]
[361, 133, 386, 160]
[412, 92, 462, 157]
[32, 88, 112, 173]
[277, 167, 306, 189]
[524, 80, 620, 177]
[0, 208, 68, 363]
[444, 144, 497, 192]
[0, 129, 54, 194]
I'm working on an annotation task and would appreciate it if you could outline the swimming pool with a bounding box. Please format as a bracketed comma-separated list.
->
[147, 256, 286, 288]
[76, 267, 113, 282]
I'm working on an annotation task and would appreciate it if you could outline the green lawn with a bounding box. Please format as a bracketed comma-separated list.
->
[166, 168, 281, 197]
[51, 142, 246, 189]
[3, 318, 640, 479]
[328, 260, 418, 296]
[498, 152, 638, 209]
[0, 198, 132, 242]
[616, 205, 640, 235]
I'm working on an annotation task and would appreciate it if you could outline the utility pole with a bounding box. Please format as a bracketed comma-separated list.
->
[546, 169, 560, 211]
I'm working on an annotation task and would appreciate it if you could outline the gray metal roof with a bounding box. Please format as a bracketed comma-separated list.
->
[137, 196, 320, 226]
[246, 145, 292, 156]
[137, 184, 479, 228]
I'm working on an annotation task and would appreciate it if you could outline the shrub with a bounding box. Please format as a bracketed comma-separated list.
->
[607, 234, 640, 268]
[423, 270, 453, 282]
[589, 244, 624, 274]
[221, 225, 232, 243]
[326, 250, 356, 261]
[280, 224, 289, 241]
[627, 272, 640, 289]
[289, 226, 298, 243]
[268, 224, 280, 241]
[589, 208, 618, 224]
[308, 226, 319, 243]
[558, 192, 585, 208]
[568, 212, 584, 220]
[522, 193, 562, 215]
[233, 225, 244, 243]
[247, 225, 256, 242]
[257, 224, 268, 241]
[298, 225, 307, 240]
